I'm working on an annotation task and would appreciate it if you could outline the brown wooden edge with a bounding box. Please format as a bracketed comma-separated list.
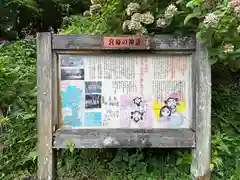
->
[53, 128, 195, 149]
[52, 34, 196, 51]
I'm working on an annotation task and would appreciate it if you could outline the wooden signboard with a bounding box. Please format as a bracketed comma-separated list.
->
[37, 33, 211, 180]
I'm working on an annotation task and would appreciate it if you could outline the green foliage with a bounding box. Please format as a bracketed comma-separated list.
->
[0, 40, 37, 179]
[182, 0, 240, 70]
[56, 148, 192, 179]
[60, 0, 122, 35]
[61, 0, 240, 70]
[0, 0, 89, 40]
[210, 74, 240, 179]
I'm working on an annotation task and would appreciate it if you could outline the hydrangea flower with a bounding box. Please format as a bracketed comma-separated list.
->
[83, 10, 90, 16]
[203, 13, 219, 28]
[164, 4, 178, 19]
[141, 12, 154, 24]
[136, 26, 147, 35]
[128, 21, 142, 31]
[131, 13, 142, 22]
[223, 44, 234, 53]
[122, 20, 131, 31]
[156, 18, 167, 27]
[90, 4, 101, 15]
[91, 0, 101, 4]
[126, 3, 140, 16]
[237, 25, 240, 33]
[229, 0, 240, 17]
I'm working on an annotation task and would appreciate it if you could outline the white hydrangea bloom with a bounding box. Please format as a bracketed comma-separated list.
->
[131, 13, 142, 22]
[83, 10, 90, 16]
[90, 4, 101, 15]
[156, 18, 167, 27]
[141, 12, 154, 24]
[164, 4, 178, 19]
[126, 3, 140, 16]
[122, 20, 131, 31]
[229, 0, 240, 17]
[203, 13, 219, 28]
[136, 26, 147, 35]
[237, 25, 240, 33]
[91, 0, 101, 5]
[128, 21, 142, 31]
[223, 44, 234, 53]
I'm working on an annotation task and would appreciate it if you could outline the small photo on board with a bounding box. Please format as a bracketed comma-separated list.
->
[61, 67, 84, 80]
[85, 94, 101, 109]
[85, 81, 102, 94]
[60, 55, 84, 67]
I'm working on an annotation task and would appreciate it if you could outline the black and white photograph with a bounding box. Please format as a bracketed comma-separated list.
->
[85, 94, 101, 108]
[61, 67, 84, 80]
[85, 81, 102, 94]
[60, 55, 84, 67]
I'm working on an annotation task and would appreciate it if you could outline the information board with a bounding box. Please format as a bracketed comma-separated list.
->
[59, 54, 192, 129]
[37, 33, 211, 180]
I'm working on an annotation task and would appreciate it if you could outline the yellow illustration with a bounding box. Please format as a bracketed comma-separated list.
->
[152, 99, 186, 120]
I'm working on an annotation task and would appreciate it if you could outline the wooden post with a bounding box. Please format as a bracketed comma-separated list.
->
[37, 32, 57, 180]
[191, 42, 211, 179]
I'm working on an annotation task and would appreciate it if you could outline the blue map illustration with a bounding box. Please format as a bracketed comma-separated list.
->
[61, 85, 83, 127]
[85, 112, 102, 126]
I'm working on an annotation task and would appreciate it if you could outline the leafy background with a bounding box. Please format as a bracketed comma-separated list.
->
[0, 0, 240, 179]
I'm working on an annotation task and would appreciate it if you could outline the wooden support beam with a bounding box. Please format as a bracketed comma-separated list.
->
[52, 34, 196, 51]
[53, 129, 196, 149]
[37, 32, 57, 180]
[191, 43, 211, 180]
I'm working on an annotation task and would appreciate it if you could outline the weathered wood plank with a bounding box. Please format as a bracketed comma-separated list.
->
[53, 35, 102, 50]
[37, 32, 57, 180]
[150, 35, 195, 50]
[52, 35, 196, 50]
[53, 129, 195, 148]
[52, 51, 58, 131]
[191, 43, 211, 180]
[191, 54, 196, 131]
[56, 50, 193, 55]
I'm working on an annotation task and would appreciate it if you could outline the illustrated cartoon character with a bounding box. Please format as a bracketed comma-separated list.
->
[133, 97, 143, 106]
[164, 97, 179, 113]
[130, 110, 144, 122]
[160, 105, 171, 117]
[132, 97, 147, 123]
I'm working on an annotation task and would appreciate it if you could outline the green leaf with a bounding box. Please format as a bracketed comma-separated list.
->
[184, 12, 201, 25]
[28, 151, 37, 161]
[176, 158, 183, 165]
[123, 154, 129, 162]
[210, 58, 218, 65]
[234, 49, 240, 54]
[186, 1, 195, 9]
[196, 31, 203, 42]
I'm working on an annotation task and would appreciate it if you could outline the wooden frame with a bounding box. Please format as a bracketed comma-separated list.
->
[37, 32, 211, 180]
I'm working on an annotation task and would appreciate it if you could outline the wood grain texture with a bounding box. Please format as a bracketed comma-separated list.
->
[37, 32, 57, 180]
[53, 129, 195, 148]
[52, 51, 58, 131]
[150, 35, 195, 50]
[56, 50, 193, 55]
[52, 34, 196, 50]
[191, 43, 211, 180]
[191, 54, 196, 131]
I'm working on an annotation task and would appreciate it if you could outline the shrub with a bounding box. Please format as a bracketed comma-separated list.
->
[0, 39, 37, 180]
